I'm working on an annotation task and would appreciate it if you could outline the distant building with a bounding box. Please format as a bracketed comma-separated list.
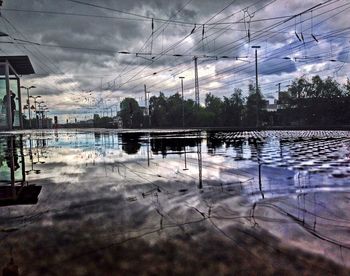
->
[38, 117, 53, 129]
[266, 100, 278, 112]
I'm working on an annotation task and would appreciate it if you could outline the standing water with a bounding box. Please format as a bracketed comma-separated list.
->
[0, 129, 349, 275]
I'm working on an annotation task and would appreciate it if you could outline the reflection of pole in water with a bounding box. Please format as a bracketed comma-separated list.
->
[8, 137, 16, 198]
[197, 136, 202, 189]
[183, 146, 189, 171]
[147, 133, 150, 167]
[19, 135, 26, 183]
[258, 159, 264, 199]
[29, 135, 34, 171]
[5, 136, 26, 199]
[313, 192, 317, 231]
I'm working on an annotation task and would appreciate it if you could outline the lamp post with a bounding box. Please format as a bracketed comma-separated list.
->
[179, 76, 185, 128]
[30, 95, 41, 128]
[20, 85, 36, 129]
[252, 45, 261, 127]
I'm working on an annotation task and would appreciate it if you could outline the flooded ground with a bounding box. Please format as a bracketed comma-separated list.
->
[0, 129, 349, 275]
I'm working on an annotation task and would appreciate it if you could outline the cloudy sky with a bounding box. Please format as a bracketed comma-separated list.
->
[1, 0, 349, 122]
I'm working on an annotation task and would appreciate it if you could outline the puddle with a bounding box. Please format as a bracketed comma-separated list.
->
[0, 129, 349, 274]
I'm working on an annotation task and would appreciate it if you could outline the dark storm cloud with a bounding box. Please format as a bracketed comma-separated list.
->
[55, 78, 76, 85]
[260, 58, 297, 75]
[2, 0, 349, 117]
[4, 0, 270, 71]
[5, 2, 193, 78]
[214, 55, 297, 77]
[33, 87, 64, 96]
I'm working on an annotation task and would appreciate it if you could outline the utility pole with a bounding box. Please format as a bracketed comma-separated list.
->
[252, 46, 261, 127]
[144, 84, 148, 128]
[144, 84, 148, 117]
[0, 1, 3, 16]
[144, 85, 150, 128]
[179, 76, 185, 128]
[277, 82, 281, 94]
[115, 97, 119, 119]
[194, 57, 200, 108]
[147, 91, 151, 127]
[276, 83, 281, 110]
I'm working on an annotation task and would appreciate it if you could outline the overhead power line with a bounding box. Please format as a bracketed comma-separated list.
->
[2, 0, 349, 116]
[61, 0, 295, 26]
[2, 8, 296, 26]
[0, 37, 253, 60]
[64, 0, 152, 20]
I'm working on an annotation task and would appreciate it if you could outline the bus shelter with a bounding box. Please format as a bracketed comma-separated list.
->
[0, 56, 35, 130]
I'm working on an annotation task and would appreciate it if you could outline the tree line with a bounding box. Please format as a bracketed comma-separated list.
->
[94, 75, 350, 129]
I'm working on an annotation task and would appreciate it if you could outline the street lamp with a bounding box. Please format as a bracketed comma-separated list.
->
[179, 76, 185, 128]
[21, 85, 36, 129]
[252, 45, 261, 127]
[30, 95, 41, 128]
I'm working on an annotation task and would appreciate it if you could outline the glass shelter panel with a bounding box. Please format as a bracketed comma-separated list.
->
[0, 78, 20, 129]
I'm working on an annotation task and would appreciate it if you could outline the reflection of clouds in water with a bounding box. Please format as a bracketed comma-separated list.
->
[254, 192, 350, 266]
[19, 130, 350, 201]
[1, 129, 350, 272]
[242, 141, 252, 159]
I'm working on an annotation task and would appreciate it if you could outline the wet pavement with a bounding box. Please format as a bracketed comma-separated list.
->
[0, 129, 349, 275]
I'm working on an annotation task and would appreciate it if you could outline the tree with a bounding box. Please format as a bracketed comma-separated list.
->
[183, 99, 196, 127]
[223, 88, 244, 127]
[149, 92, 167, 127]
[220, 88, 244, 127]
[93, 113, 113, 128]
[310, 75, 323, 98]
[288, 77, 311, 99]
[204, 93, 223, 126]
[322, 77, 342, 98]
[166, 93, 183, 127]
[343, 78, 350, 96]
[285, 75, 349, 126]
[120, 98, 143, 128]
[245, 84, 266, 126]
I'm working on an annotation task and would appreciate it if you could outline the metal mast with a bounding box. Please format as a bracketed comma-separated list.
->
[194, 57, 200, 108]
